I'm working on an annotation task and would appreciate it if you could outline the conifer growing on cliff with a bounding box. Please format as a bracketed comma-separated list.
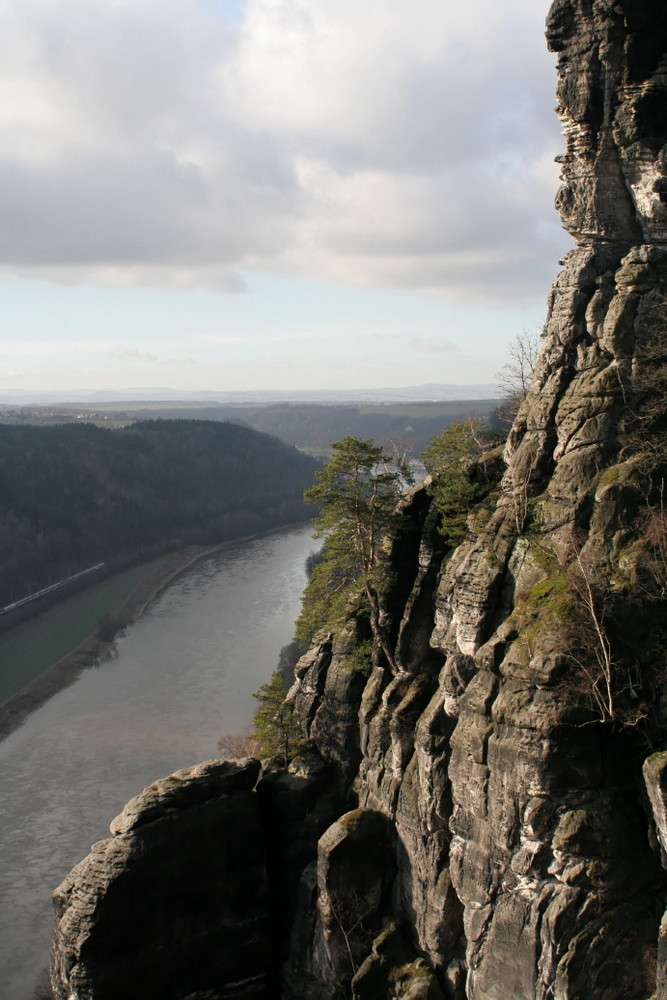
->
[251, 670, 302, 765]
[296, 436, 413, 671]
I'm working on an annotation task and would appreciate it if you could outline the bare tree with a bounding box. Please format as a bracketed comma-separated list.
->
[505, 449, 539, 535]
[495, 331, 541, 426]
[567, 552, 618, 724]
[328, 889, 376, 980]
[384, 437, 415, 471]
[217, 729, 259, 759]
[558, 549, 661, 729]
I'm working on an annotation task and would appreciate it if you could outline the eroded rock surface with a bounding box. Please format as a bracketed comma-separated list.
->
[50, 752, 343, 1000]
[285, 2, 667, 998]
[51, 759, 270, 1000]
[50, 3, 667, 999]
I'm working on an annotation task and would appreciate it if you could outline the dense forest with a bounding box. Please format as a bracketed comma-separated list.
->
[123, 401, 502, 455]
[3, 400, 502, 455]
[0, 420, 318, 607]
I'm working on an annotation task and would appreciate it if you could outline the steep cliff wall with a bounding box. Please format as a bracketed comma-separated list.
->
[285, 2, 667, 997]
[50, 3, 667, 999]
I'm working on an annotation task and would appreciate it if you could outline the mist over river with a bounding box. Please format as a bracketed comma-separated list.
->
[0, 523, 316, 1000]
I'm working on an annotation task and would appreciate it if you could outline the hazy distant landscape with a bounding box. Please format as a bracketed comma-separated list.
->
[0, 383, 501, 405]
[0, 395, 502, 458]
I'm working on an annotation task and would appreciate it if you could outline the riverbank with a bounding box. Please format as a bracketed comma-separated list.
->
[0, 527, 310, 742]
[0, 522, 317, 1000]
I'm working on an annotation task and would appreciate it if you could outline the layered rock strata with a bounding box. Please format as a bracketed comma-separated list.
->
[51, 760, 271, 1000]
[285, 2, 667, 996]
[50, 752, 343, 1000]
[50, 3, 667, 999]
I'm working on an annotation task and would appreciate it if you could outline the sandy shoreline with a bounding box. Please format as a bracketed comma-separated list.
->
[0, 525, 309, 742]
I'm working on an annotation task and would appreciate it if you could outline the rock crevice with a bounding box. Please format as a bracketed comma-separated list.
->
[50, 3, 667, 999]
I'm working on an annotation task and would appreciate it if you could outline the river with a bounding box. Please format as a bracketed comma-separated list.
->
[0, 523, 316, 1000]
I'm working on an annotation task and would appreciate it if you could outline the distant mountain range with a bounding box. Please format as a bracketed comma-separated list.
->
[0, 384, 501, 406]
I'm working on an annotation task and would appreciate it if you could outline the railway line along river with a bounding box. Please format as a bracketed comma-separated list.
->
[0, 522, 316, 1000]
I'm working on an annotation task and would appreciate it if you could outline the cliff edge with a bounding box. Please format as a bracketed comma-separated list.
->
[50, 3, 667, 999]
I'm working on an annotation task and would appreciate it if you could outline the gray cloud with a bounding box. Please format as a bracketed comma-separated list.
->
[0, 0, 571, 304]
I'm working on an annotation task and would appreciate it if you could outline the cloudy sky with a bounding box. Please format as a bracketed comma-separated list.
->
[0, 0, 571, 397]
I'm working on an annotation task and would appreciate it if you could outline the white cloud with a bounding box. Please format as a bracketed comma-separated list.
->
[0, 339, 113, 356]
[410, 337, 461, 355]
[110, 348, 159, 362]
[0, 0, 570, 304]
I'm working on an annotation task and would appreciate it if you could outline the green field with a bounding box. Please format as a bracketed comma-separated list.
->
[0, 556, 171, 703]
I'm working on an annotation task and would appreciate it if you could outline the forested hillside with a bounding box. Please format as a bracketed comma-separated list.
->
[128, 402, 502, 455]
[226, 401, 502, 454]
[0, 420, 318, 607]
[14, 400, 501, 455]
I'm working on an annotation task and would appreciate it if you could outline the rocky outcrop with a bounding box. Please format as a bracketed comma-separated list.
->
[51, 759, 271, 1000]
[50, 752, 343, 1000]
[284, 2, 667, 998]
[645, 753, 667, 998]
[50, 3, 667, 999]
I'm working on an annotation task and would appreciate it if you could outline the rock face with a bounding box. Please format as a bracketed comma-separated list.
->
[50, 4, 667, 1000]
[283, 2, 667, 998]
[50, 753, 343, 1000]
[51, 759, 271, 1000]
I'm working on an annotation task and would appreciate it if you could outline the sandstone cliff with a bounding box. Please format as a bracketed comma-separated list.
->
[50, 3, 667, 999]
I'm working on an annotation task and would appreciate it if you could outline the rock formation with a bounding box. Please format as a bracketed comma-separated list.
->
[50, 752, 344, 1000]
[50, 760, 271, 1000]
[50, 2, 667, 999]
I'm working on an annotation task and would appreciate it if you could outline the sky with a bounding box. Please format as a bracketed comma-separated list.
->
[0, 0, 572, 398]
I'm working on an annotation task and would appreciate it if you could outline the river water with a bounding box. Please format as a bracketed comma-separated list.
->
[0, 523, 316, 1000]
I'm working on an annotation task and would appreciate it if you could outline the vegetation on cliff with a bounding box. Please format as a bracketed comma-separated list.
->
[251, 670, 304, 765]
[295, 437, 413, 671]
[422, 420, 502, 547]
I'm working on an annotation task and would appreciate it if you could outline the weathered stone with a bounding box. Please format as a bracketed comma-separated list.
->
[109, 757, 260, 835]
[282, 4, 667, 998]
[644, 752, 667, 864]
[256, 747, 343, 967]
[309, 809, 397, 991]
[351, 922, 411, 1000]
[51, 759, 270, 1000]
[50, 4, 667, 999]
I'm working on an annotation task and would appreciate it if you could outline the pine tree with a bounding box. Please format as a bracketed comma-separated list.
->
[296, 437, 412, 671]
[252, 670, 302, 765]
[422, 421, 496, 547]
